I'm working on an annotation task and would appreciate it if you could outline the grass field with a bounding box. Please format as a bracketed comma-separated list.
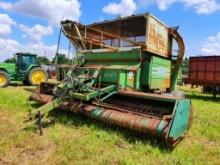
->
[0, 84, 220, 165]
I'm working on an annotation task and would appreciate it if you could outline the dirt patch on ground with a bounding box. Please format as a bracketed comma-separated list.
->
[0, 137, 55, 165]
[0, 109, 55, 165]
[186, 135, 220, 147]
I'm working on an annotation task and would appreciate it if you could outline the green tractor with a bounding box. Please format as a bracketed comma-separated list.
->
[0, 52, 48, 88]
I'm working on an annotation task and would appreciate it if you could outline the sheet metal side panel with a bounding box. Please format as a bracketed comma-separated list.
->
[149, 56, 171, 89]
[168, 99, 191, 139]
[189, 56, 220, 85]
[85, 48, 141, 62]
[146, 15, 169, 58]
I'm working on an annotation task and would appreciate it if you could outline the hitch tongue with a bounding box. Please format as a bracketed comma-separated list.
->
[28, 98, 63, 135]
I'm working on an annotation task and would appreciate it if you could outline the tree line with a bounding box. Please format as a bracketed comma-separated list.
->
[4, 53, 72, 65]
[182, 57, 189, 75]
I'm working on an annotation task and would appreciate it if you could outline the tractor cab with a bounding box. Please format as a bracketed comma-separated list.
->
[15, 52, 37, 73]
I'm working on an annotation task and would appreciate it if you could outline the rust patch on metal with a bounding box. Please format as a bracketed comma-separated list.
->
[30, 93, 53, 104]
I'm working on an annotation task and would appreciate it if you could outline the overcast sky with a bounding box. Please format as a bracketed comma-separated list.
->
[0, 0, 220, 62]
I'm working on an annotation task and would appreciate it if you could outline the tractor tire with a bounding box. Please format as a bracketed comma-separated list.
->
[28, 67, 48, 86]
[0, 71, 10, 88]
[23, 79, 29, 85]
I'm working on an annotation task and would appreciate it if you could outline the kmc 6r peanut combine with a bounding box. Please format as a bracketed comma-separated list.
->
[29, 13, 192, 147]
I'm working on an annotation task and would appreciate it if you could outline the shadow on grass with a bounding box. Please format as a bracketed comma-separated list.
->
[29, 102, 43, 109]
[25, 106, 174, 152]
[23, 87, 36, 92]
[9, 82, 24, 87]
[8, 82, 35, 91]
[185, 93, 219, 102]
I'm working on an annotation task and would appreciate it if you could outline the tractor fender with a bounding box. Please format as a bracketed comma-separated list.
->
[0, 68, 9, 73]
[0, 67, 16, 81]
[0, 70, 10, 87]
[0, 68, 11, 78]
[26, 65, 41, 73]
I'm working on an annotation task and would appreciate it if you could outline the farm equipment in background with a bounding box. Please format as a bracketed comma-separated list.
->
[41, 65, 57, 80]
[29, 13, 192, 147]
[188, 56, 220, 98]
[0, 52, 48, 87]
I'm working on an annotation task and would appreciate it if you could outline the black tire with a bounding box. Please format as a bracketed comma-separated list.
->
[0, 70, 10, 88]
[23, 79, 29, 85]
[27, 67, 48, 86]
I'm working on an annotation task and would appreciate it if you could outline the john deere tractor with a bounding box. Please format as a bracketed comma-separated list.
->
[0, 52, 48, 87]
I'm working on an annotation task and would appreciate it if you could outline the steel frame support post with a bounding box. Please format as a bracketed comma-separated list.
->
[213, 86, 217, 99]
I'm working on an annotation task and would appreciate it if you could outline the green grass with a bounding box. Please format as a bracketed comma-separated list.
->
[0, 85, 220, 165]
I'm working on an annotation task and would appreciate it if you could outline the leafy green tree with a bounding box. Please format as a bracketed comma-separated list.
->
[182, 57, 189, 75]
[52, 53, 71, 64]
[4, 57, 16, 63]
[37, 56, 50, 65]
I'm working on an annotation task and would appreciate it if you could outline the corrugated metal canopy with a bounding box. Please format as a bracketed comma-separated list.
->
[61, 15, 148, 50]
[60, 12, 180, 59]
[87, 14, 147, 37]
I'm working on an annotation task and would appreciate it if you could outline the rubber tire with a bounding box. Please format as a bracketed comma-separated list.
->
[28, 67, 48, 86]
[23, 79, 29, 85]
[0, 71, 10, 88]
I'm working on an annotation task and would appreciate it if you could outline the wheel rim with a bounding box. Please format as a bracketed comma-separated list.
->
[0, 75, 6, 86]
[31, 70, 46, 85]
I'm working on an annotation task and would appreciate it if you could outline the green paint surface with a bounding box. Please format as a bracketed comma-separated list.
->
[168, 99, 191, 139]
[0, 63, 16, 80]
[141, 56, 171, 90]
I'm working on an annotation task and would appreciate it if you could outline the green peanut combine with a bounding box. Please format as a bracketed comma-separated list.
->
[29, 13, 192, 147]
